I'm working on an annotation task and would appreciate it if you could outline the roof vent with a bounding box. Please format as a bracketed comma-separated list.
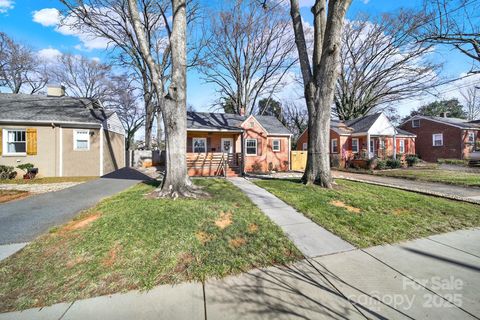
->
[47, 85, 65, 97]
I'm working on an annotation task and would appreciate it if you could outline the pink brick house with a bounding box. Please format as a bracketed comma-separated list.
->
[186, 112, 292, 176]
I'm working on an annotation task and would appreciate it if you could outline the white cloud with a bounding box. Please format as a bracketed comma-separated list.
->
[32, 8, 61, 26]
[38, 48, 62, 61]
[0, 0, 14, 14]
[362, 0, 370, 4]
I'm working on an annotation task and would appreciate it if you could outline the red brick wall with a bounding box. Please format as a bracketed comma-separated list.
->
[400, 118, 467, 162]
[187, 132, 240, 153]
[241, 116, 290, 172]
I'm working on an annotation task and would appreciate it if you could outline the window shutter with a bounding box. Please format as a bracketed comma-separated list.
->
[26, 128, 37, 155]
[206, 137, 211, 152]
[0, 128, 2, 155]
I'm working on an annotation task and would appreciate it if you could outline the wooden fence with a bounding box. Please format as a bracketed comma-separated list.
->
[290, 151, 307, 171]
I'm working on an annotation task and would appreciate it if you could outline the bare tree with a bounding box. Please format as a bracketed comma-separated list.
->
[288, 0, 352, 188]
[461, 85, 480, 120]
[49, 54, 114, 100]
[106, 75, 145, 151]
[283, 100, 308, 140]
[421, 0, 480, 74]
[335, 12, 441, 120]
[59, 0, 170, 149]
[129, 0, 202, 198]
[200, 0, 297, 115]
[0, 32, 48, 94]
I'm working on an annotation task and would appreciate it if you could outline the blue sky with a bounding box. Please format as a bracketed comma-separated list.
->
[0, 0, 477, 117]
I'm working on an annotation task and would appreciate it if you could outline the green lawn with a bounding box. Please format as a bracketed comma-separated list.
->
[255, 179, 480, 248]
[0, 176, 97, 184]
[0, 179, 300, 312]
[374, 169, 480, 187]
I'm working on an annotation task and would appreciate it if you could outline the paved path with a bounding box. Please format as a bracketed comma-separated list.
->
[0, 168, 151, 245]
[229, 177, 355, 257]
[2, 228, 478, 320]
[333, 170, 480, 204]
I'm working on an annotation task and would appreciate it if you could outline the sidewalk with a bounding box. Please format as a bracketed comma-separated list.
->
[332, 170, 480, 204]
[229, 177, 355, 257]
[1, 228, 478, 319]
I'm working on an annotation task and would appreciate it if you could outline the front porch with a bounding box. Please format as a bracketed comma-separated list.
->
[187, 131, 244, 177]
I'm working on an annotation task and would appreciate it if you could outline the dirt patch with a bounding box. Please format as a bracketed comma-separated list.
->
[330, 200, 361, 214]
[393, 208, 409, 216]
[0, 190, 30, 203]
[102, 244, 122, 267]
[248, 224, 258, 233]
[229, 237, 246, 248]
[63, 213, 100, 232]
[174, 253, 194, 273]
[215, 211, 232, 229]
[196, 231, 213, 245]
[65, 256, 86, 269]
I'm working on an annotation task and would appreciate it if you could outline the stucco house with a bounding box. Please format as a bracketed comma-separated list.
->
[297, 113, 416, 167]
[400, 115, 480, 162]
[0, 86, 125, 178]
[186, 111, 292, 176]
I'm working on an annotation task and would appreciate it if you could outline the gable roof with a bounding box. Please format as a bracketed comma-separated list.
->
[345, 113, 383, 133]
[0, 93, 108, 125]
[395, 128, 416, 136]
[405, 115, 480, 130]
[187, 112, 291, 135]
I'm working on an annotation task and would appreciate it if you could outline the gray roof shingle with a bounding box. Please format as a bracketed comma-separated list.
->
[345, 113, 382, 133]
[395, 128, 416, 136]
[187, 112, 291, 135]
[416, 115, 480, 129]
[0, 93, 108, 125]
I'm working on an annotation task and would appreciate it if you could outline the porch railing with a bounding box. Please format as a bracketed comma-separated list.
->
[186, 152, 242, 176]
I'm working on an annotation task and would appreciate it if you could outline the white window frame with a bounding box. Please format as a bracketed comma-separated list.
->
[432, 133, 443, 147]
[467, 132, 475, 144]
[73, 129, 90, 151]
[399, 139, 405, 153]
[331, 139, 338, 153]
[2, 128, 27, 156]
[302, 142, 307, 151]
[272, 139, 280, 152]
[351, 138, 359, 153]
[192, 137, 207, 153]
[245, 138, 257, 156]
[379, 139, 386, 150]
[412, 119, 420, 128]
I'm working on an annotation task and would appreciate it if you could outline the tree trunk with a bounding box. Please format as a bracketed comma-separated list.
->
[143, 90, 154, 149]
[156, 108, 163, 147]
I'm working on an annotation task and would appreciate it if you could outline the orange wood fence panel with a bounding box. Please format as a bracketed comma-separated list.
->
[291, 151, 307, 171]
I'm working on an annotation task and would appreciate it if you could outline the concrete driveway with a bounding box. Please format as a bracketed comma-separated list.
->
[0, 168, 151, 245]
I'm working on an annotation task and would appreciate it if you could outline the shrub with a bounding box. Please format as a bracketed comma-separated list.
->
[17, 163, 35, 172]
[386, 158, 402, 169]
[0, 165, 17, 180]
[405, 154, 419, 167]
[375, 160, 388, 170]
[367, 157, 378, 170]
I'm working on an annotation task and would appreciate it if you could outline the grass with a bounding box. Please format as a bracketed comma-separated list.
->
[0, 178, 300, 312]
[374, 169, 480, 187]
[254, 179, 480, 248]
[0, 190, 30, 203]
[0, 176, 97, 184]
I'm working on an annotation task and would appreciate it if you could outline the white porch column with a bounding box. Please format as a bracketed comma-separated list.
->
[393, 133, 397, 159]
[367, 132, 371, 159]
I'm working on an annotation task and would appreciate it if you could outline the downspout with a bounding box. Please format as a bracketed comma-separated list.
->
[393, 130, 397, 159]
[367, 132, 371, 159]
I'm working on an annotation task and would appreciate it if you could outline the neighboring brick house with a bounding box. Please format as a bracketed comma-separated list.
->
[186, 112, 291, 176]
[400, 115, 480, 162]
[0, 87, 125, 177]
[297, 113, 416, 167]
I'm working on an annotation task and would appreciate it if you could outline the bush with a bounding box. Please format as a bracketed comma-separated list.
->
[386, 158, 402, 169]
[375, 160, 388, 170]
[405, 154, 419, 167]
[0, 165, 17, 180]
[17, 163, 35, 172]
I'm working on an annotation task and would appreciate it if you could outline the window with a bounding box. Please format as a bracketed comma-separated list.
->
[468, 132, 475, 144]
[379, 139, 386, 149]
[412, 119, 420, 128]
[399, 139, 405, 153]
[272, 139, 280, 152]
[351, 138, 359, 153]
[369, 139, 375, 153]
[302, 142, 307, 151]
[432, 133, 443, 146]
[74, 130, 90, 150]
[331, 139, 338, 153]
[3, 129, 26, 155]
[249, 121, 255, 128]
[246, 139, 257, 155]
[192, 138, 206, 153]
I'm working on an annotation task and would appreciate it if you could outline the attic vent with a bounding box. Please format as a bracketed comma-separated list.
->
[412, 119, 420, 128]
[249, 121, 254, 128]
[47, 85, 65, 97]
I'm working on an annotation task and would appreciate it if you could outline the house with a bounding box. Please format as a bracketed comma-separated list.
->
[400, 115, 480, 162]
[296, 113, 416, 167]
[0, 86, 125, 177]
[186, 112, 292, 176]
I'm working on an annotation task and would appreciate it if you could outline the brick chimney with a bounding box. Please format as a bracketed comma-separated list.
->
[47, 84, 66, 97]
[442, 111, 449, 118]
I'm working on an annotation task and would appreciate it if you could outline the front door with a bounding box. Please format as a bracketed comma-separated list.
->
[221, 138, 234, 153]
